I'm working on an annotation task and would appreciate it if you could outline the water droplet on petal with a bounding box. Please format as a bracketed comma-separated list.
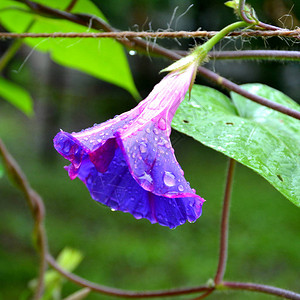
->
[163, 171, 176, 187]
[158, 117, 166, 130]
[153, 127, 159, 135]
[63, 142, 71, 153]
[178, 185, 184, 192]
[146, 128, 151, 133]
[134, 212, 143, 219]
[120, 114, 128, 120]
[139, 142, 147, 154]
[192, 188, 196, 193]
[179, 218, 186, 225]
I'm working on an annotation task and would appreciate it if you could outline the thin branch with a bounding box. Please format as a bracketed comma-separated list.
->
[209, 50, 300, 61]
[190, 289, 214, 300]
[65, 0, 78, 12]
[0, 139, 48, 300]
[214, 159, 236, 285]
[238, 0, 281, 31]
[223, 282, 300, 300]
[46, 253, 210, 298]
[1, 29, 300, 39]
[238, 0, 254, 25]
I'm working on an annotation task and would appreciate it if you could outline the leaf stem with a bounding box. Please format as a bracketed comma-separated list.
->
[214, 159, 236, 285]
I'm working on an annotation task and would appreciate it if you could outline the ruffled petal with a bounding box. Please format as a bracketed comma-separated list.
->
[76, 148, 203, 228]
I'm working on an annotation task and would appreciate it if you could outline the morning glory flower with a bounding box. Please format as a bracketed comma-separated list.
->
[54, 59, 205, 228]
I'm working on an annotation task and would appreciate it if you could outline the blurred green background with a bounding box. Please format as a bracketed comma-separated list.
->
[0, 0, 299, 299]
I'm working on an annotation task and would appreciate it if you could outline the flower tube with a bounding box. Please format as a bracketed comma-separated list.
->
[54, 60, 205, 228]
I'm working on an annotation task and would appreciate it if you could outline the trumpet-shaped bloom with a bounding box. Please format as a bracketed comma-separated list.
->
[54, 63, 205, 228]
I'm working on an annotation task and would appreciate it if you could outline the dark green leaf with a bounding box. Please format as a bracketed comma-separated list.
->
[0, 77, 33, 116]
[172, 84, 300, 206]
[0, 0, 139, 98]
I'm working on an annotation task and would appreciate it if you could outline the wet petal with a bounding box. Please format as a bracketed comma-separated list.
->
[117, 121, 202, 200]
[76, 148, 203, 228]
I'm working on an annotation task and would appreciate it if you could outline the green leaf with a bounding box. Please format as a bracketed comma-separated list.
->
[0, 0, 139, 98]
[172, 84, 300, 206]
[0, 77, 33, 116]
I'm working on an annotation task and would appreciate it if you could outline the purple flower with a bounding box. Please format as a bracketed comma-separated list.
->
[54, 63, 205, 228]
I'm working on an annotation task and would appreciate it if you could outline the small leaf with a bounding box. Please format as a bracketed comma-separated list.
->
[56, 247, 83, 272]
[29, 247, 83, 300]
[0, 0, 139, 98]
[0, 77, 33, 116]
[172, 84, 300, 206]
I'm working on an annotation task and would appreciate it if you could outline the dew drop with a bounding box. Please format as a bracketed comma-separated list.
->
[139, 142, 147, 154]
[63, 142, 71, 153]
[153, 127, 159, 135]
[163, 171, 176, 187]
[146, 128, 151, 133]
[178, 185, 184, 192]
[129, 50, 137, 56]
[83, 137, 89, 141]
[158, 118, 167, 130]
[134, 212, 143, 219]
